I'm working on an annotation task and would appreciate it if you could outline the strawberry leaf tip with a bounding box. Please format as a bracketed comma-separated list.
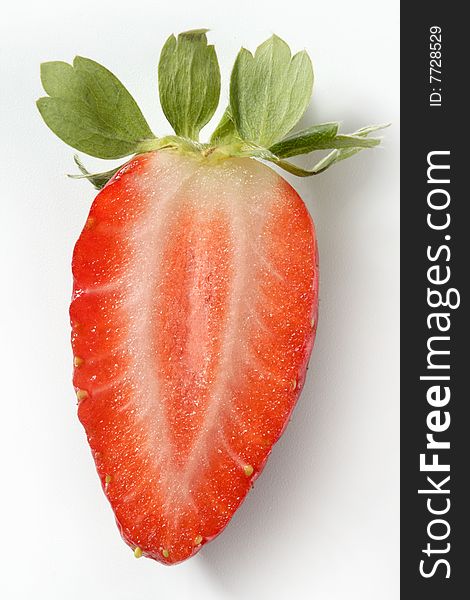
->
[37, 31, 387, 186]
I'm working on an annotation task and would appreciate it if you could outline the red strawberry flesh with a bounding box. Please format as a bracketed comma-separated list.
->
[71, 150, 318, 564]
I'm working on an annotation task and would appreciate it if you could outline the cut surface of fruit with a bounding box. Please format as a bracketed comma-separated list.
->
[71, 150, 318, 564]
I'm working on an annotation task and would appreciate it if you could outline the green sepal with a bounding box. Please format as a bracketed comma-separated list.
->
[37, 57, 155, 159]
[269, 122, 383, 158]
[264, 124, 389, 176]
[229, 35, 313, 147]
[269, 122, 338, 157]
[38, 31, 387, 186]
[68, 155, 124, 189]
[158, 29, 221, 140]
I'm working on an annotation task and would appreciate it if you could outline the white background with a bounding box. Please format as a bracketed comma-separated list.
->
[0, 1, 399, 598]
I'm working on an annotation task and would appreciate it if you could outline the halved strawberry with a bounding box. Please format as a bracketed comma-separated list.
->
[71, 150, 317, 563]
[38, 30, 384, 564]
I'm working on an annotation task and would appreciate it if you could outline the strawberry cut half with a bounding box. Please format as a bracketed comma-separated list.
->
[38, 29, 384, 565]
[71, 151, 318, 563]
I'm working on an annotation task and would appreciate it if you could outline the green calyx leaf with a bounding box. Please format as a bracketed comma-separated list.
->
[265, 123, 389, 176]
[229, 35, 313, 148]
[37, 57, 155, 159]
[68, 155, 124, 189]
[269, 122, 339, 157]
[158, 29, 221, 140]
[38, 30, 387, 189]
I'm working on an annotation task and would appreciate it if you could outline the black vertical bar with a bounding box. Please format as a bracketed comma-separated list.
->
[401, 4, 468, 597]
